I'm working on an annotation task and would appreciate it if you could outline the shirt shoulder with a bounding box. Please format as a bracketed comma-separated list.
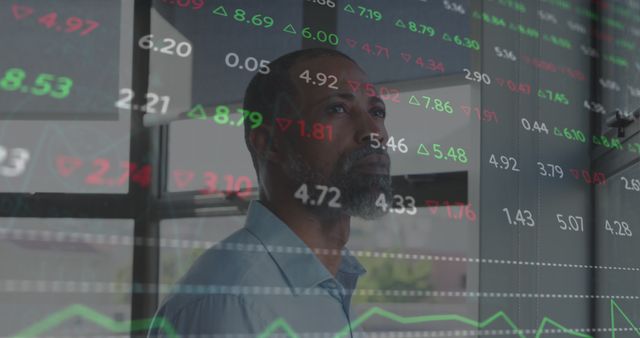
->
[157, 227, 289, 316]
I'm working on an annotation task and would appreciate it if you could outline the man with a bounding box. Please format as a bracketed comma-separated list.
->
[149, 48, 392, 338]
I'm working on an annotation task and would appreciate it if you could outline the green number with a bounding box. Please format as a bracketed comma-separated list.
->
[434, 99, 444, 111]
[233, 9, 246, 22]
[213, 105, 230, 124]
[0, 68, 26, 91]
[408, 21, 418, 32]
[457, 148, 468, 163]
[50, 77, 73, 99]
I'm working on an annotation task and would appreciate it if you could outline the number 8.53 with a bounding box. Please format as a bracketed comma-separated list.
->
[0, 68, 73, 99]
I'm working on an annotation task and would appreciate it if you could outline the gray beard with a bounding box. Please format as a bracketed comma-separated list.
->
[284, 146, 392, 220]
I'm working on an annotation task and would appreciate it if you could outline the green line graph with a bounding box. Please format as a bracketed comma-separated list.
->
[10, 300, 640, 338]
[9, 304, 178, 338]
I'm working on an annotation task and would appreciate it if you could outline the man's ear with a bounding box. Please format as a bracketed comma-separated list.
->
[249, 125, 285, 163]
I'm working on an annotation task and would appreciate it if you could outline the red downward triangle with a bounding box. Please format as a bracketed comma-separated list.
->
[347, 80, 361, 92]
[400, 53, 412, 63]
[425, 200, 440, 214]
[56, 156, 83, 177]
[12, 4, 34, 20]
[345, 38, 358, 48]
[496, 78, 505, 86]
[569, 169, 580, 179]
[173, 170, 195, 189]
[275, 117, 293, 132]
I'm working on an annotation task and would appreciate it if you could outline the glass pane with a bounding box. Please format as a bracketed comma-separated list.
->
[159, 217, 245, 301]
[0, 0, 134, 194]
[0, 218, 134, 337]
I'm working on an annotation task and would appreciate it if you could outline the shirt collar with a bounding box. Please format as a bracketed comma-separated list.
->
[244, 201, 366, 294]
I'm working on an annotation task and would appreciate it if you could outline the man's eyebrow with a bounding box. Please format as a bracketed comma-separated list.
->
[369, 96, 385, 107]
[314, 92, 386, 107]
[313, 92, 355, 106]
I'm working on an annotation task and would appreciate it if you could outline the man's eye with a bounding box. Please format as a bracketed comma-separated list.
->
[372, 108, 386, 118]
[327, 104, 347, 114]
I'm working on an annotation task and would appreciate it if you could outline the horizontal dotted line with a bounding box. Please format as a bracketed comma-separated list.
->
[7, 326, 640, 338]
[2, 227, 639, 272]
[2, 280, 640, 300]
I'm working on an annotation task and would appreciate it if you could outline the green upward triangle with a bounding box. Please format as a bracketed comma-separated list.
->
[343, 4, 355, 13]
[283, 24, 297, 34]
[408, 95, 421, 106]
[212, 5, 228, 17]
[417, 144, 430, 156]
[186, 104, 207, 120]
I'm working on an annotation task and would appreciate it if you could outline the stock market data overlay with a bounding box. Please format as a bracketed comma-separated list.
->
[1, 1, 640, 338]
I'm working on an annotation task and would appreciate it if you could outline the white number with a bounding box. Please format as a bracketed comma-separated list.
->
[244, 57, 259, 72]
[295, 184, 341, 208]
[294, 184, 310, 204]
[494, 46, 517, 61]
[176, 42, 192, 57]
[557, 214, 584, 232]
[521, 118, 549, 134]
[160, 38, 177, 54]
[489, 154, 519, 172]
[226, 53, 270, 74]
[139, 35, 191, 57]
[115, 89, 170, 114]
[115, 88, 134, 110]
[502, 208, 535, 227]
[397, 139, 408, 153]
[143, 93, 160, 113]
[369, 133, 382, 149]
[138, 34, 154, 49]
[225, 52, 240, 68]
[463, 68, 491, 85]
[621, 177, 640, 191]
[327, 187, 341, 207]
[605, 220, 632, 237]
[537, 162, 564, 178]
[0, 147, 30, 177]
[327, 75, 339, 89]
[258, 60, 271, 74]
[376, 194, 417, 215]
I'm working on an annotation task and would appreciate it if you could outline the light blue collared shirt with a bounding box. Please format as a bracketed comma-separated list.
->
[149, 201, 366, 338]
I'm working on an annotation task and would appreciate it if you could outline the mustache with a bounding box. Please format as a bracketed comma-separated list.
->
[341, 143, 390, 171]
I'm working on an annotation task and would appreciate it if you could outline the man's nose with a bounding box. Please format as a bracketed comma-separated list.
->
[355, 111, 386, 145]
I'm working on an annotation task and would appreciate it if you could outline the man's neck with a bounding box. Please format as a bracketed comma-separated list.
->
[261, 199, 350, 277]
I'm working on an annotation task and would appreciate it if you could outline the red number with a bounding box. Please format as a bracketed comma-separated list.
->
[593, 172, 607, 185]
[177, 0, 191, 7]
[117, 162, 137, 186]
[389, 89, 400, 103]
[38, 12, 58, 28]
[415, 56, 425, 68]
[80, 19, 100, 36]
[132, 164, 151, 188]
[361, 43, 372, 54]
[374, 44, 389, 59]
[460, 105, 471, 117]
[234, 176, 253, 198]
[364, 83, 376, 97]
[85, 158, 110, 185]
[582, 170, 592, 184]
[379, 87, 391, 100]
[203, 171, 218, 194]
[224, 175, 234, 192]
[442, 200, 453, 218]
[297, 120, 306, 137]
